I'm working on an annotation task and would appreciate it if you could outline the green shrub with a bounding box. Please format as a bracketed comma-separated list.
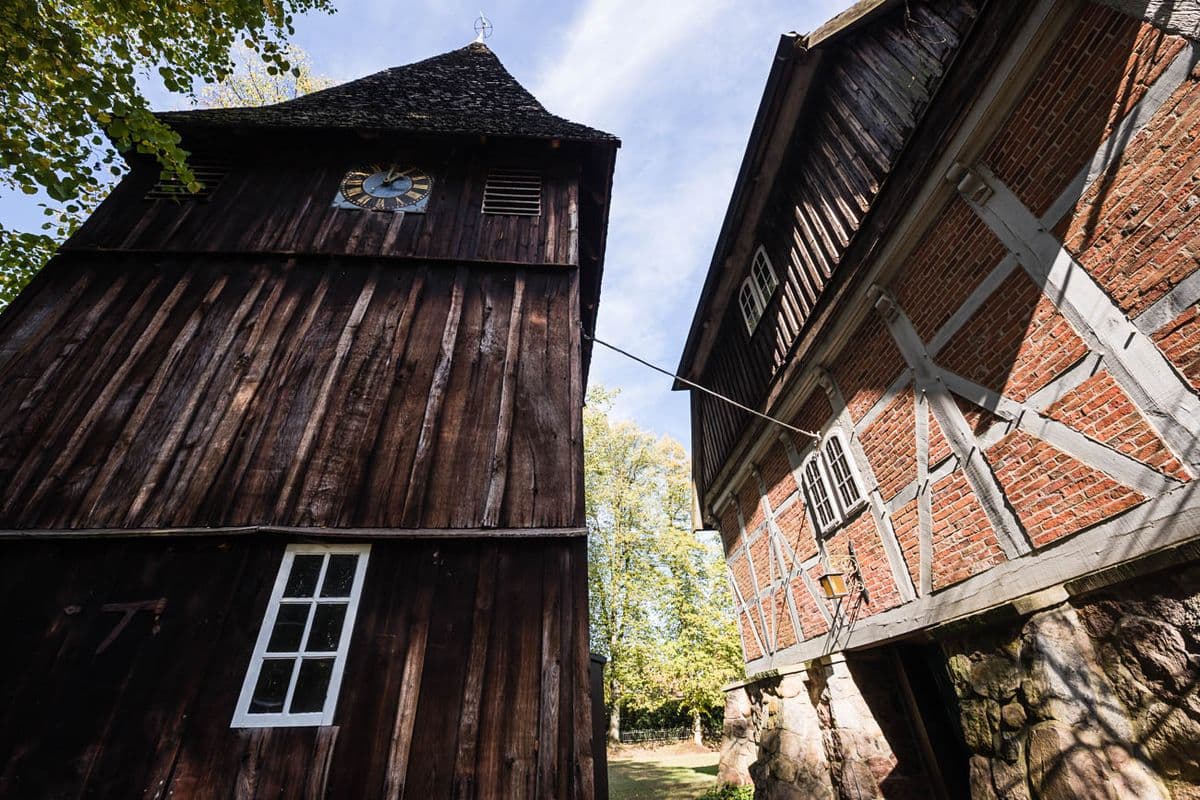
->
[697, 783, 754, 800]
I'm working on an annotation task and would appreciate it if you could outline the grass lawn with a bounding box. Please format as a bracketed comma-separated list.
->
[608, 743, 720, 800]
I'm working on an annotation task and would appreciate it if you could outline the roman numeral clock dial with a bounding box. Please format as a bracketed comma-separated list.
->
[335, 163, 433, 213]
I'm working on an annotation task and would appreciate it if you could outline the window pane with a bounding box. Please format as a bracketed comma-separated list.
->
[266, 603, 310, 653]
[321, 555, 358, 597]
[804, 459, 837, 530]
[290, 658, 334, 713]
[306, 603, 347, 652]
[824, 437, 862, 509]
[249, 658, 295, 714]
[284, 555, 323, 597]
[753, 250, 777, 298]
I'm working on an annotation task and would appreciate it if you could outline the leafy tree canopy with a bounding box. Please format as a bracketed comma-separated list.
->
[585, 386, 743, 742]
[0, 0, 334, 307]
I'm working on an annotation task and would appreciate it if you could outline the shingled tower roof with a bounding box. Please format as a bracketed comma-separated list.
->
[158, 42, 617, 143]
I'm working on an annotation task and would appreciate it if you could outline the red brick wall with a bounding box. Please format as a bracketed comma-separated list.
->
[986, 430, 1145, 548]
[719, 4, 1200, 664]
[740, 612, 763, 661]
[1154, 304, 1200, 392]
[773, 589, 798, 650]
[1063, 66, 1200, 317]
[718, 503, 742, 557]
[786, 390, 834, 452]
[738, 478, 764, 534]
[729, 551, 756, 610]
[859, 389, 916, 501]
[774, 492, 820, 564]
[748, 532, 772, 592]
[831, 314, 906, 423]
[984, 3, 1186, 217]
[793, 567, 830, 637]
[892, 198, 1009, 341]
[928, 398, 1005, 467]
[824, 511, 903, 612]
[938, 269, 1089, 402]
[758, 441, 796, 511]
[1043, 369, 1187, 478]
[929, 470, 1008, 590]
[891, 497, 921, 589]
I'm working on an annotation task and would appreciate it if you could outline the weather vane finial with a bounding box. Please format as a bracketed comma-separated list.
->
[474, 12, 493, 43]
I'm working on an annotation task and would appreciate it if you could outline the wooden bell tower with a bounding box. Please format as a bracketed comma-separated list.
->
[0, 42, 617, 798]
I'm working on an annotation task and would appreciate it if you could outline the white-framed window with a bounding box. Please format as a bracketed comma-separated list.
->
[739, 245, 780, 335]
[231, 543, 371, 728]
[751, 246, 779, 301]
[799, 430, 866, 535]
[739, 282, 762, 333]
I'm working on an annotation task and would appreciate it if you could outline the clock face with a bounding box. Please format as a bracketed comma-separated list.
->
[338, 164, 433, 212]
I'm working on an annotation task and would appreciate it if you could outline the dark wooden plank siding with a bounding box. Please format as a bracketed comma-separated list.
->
[0, 535, 590, 799]
[697, 0, 980, 490]
[68, 144, 581, 267]
[0, 254, 582, 530]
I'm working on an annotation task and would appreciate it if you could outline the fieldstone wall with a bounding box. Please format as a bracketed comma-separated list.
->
[720, 568, 1200, 799]
[719, 672, 836, 799]
[1074, 565, 1200, 798]
[940, 564, 1200, 799]
[941, 603, 1169, 799]
[718, 654, 933, 799]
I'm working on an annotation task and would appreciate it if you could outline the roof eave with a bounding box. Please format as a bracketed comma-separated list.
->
[673, 33, 815, 387]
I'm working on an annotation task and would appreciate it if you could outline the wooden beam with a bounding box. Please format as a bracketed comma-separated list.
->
[274, 270, 379, 518]
[0, 525, 588, 541]
[936, 366, 1181, 497]
[914, 389, 933, 596]
[956, 164, 1200, 476]
[819, 370, 917, 602]
[482, 272, 526, 527]
[872, 288, 1031, 558]
[402, 266, 467, 525]
[744, 482, 1200, 674]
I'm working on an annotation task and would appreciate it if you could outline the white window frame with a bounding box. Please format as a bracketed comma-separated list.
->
[738, 245, 780, 335]
[739, 280, 762, 334]
[801, 451, 841, 534]
[800, 430, 867, 537]
[231, 543, 371, 728]
[822, 431, 866, 515]
[751, 245, 779, 303]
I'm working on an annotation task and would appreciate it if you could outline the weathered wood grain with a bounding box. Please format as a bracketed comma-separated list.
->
[0, 257, 582, 531]
[695, 0, 979, 490]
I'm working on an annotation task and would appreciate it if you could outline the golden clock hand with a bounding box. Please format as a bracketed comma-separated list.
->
[383, 165, 401, 184]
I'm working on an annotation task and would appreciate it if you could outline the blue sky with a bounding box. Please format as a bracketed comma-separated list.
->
[3, 0, 849, 452]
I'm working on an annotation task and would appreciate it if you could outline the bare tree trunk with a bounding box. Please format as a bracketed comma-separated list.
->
[608, 701, 621, 744]
[692, 708, 703, 746]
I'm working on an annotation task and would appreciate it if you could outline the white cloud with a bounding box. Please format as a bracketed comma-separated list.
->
[532, 0, 732, 126]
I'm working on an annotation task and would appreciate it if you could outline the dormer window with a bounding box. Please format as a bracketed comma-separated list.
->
[799, 431, 865, 536]
[738, 246, 779, 335]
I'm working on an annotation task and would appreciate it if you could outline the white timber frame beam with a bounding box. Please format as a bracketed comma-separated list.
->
[745, 482, 1200, 674]
[951, 162, 1200, 476]
[735, 500, 775, 653]
[936, 366, 1182, 497]
[754, 469, 808, 642]
[817, 369, 918, 602]
[872, 287, 1032, 558]
[914, 388, 934, 596]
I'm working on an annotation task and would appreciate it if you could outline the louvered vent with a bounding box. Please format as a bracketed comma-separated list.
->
[144, 162, 228, 200]
[482, 168, 542, 216]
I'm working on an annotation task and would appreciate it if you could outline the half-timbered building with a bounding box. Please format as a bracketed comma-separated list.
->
[0, 42, 617, 798]
[677, 1, 1200, 797]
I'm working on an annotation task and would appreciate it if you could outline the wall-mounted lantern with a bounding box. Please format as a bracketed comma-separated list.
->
[818, 570, 848, 600]
[817, 542, 869, 604]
